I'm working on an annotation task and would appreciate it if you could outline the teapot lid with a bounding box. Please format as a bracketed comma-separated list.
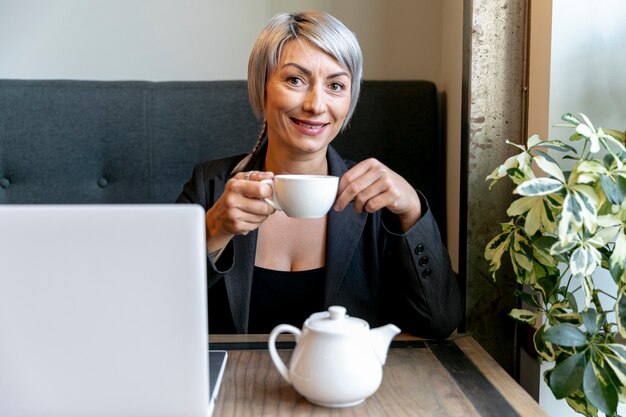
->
[305, 306, 369, 333]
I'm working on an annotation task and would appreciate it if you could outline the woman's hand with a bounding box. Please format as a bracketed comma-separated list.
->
[205, 171, 275, 253]
[334, 158, 422, 232]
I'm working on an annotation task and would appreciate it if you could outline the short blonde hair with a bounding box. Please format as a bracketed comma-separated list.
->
[247, 11, 363, 129]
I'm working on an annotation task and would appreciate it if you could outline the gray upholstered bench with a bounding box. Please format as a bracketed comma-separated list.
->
[0, 79, 444, 231]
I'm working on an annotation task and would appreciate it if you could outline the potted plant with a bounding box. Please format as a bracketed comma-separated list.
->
[484, 113, 626, 416]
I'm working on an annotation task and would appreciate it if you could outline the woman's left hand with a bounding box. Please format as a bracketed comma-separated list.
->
[334, 158, 422, 232]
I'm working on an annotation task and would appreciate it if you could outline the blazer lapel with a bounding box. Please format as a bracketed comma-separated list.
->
[209, 175, 256, 333]
[324, 147, 368, 305]
[215, 145, 367, 329]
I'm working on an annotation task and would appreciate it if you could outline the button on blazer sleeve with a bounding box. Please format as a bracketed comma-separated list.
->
[380, 193, 463, 339]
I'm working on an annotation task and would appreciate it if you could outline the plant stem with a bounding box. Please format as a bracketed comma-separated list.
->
[591, 290, 613, 334]
[565, 273, 573, 293]
[596, 289, 618, 300]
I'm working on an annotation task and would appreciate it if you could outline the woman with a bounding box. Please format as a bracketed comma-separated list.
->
[177, 11, 462, 338]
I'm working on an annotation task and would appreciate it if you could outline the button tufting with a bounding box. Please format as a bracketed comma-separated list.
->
[0, 178, 10, 189]
[422, 268, 432, 278]
[97, 178, 109, 188]
[418, 256, 429, 267]
[414, 244, 425, 255]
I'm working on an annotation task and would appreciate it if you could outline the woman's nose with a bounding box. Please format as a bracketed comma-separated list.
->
[302, 85, 326, 114]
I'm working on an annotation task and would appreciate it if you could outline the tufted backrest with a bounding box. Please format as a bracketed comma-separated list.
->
[0, 79, 445, 230]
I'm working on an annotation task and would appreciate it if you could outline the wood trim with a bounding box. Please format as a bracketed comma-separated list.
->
[456, 335, 549, 417]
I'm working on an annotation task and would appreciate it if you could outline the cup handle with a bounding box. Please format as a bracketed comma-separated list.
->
[260, 179, 282, 211]
[268, 324, 301, 384]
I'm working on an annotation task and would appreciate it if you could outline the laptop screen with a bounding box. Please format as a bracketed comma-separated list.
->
[0, 205, 213, 417]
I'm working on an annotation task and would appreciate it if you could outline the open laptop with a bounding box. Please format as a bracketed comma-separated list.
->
[0, 204, 227, 417]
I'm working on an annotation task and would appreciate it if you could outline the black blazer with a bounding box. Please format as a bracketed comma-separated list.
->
[177, 145, 463, 338]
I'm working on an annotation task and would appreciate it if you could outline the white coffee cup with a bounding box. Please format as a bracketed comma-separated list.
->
[261, 175, 339, 218]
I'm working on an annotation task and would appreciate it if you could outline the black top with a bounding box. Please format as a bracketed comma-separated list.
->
[247, 266, 325, 334]
[178, 145, 463, 338]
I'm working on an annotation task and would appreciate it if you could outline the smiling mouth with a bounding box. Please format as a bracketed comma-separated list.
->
[291, 118, 329, 129]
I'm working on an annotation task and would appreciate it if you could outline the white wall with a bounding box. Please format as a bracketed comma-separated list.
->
[0, 0, 266, 80]
[0, 0, 443, 82]
[534, 1, 626, 416]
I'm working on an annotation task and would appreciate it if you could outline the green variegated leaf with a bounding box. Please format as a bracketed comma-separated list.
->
[541, 199, 557, 231]
[535, 324, 556, 361]
[600, 174, 624, 205]
[588, 246, 602, 273]
[513, 251, 534, 272]
[610, 262, 626, 286]
[570, 246, 598, 277]
[505, 139, 529, 152]
[515, 289, 541, 308]
[485, 231, 510, 260]
[583, 359, 618, 416]
[535, 154, 566, 183]
[485, 148, 534, 190]
[487, 152, 525, 189]
[559, 192, 583, 244]
[550, 312, 583, 325]
[507, 167, 531, 185]
[603, 127, 625, 143]
[561, 112, 581, 126]
[545, 323, 588, 347]
[527, 133, 542, 148]
[565, 390, 599, 417]
[576, 172, 598, 185]
[529, 264, 558, 300]
[576, 159, 608, 175]
[582, 275, 594, 309]
[582, 309, 598, 335]
[610, 228, 626, 269]
[509, 308, 538, 325]
[513, 230, 533, 255]
[484, 231, 511, 279]
[604, 354, 626, 391]
[507, 196, 537, 216]
[602, 130, 626, 153]
[550, 239, 578, 255]
[618, 175, 626, 200]
[605, 344, 626, 361]
[604, 152, 617, 169]
[572, 187, 598, 233]
[568, 132, 586, 142]
[617, 289, 626, 338]
[525, 199, 543, 236]
[515, 178, 564, 196]
[593, 225, 620, 248]
[567, 292, 579, 311]
[532, 139, 577, 154]
[577, 122, 594, 138]
[579, 113, 596, 131]
[597, 214, 622, 228]
[550, 352, 587, 399]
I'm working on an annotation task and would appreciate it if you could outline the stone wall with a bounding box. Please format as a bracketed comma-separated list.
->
[462, 0, 528, 374]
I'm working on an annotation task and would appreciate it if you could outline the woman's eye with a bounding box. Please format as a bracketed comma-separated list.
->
[287, 77, 303, 86]
[329, 82, 345, 92]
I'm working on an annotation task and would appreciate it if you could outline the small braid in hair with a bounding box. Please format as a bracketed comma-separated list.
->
[230, 119, 268, 175]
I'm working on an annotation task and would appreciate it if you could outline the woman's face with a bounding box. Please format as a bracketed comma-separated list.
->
[264, 39, 351, 158]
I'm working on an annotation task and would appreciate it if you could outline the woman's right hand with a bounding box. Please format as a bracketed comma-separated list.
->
[205, 170, 275, 253]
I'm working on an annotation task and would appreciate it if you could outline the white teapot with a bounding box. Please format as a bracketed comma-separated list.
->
[268, 306, 401, 408]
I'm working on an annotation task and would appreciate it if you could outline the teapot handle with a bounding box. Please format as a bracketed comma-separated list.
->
[268, 324, 301, 384]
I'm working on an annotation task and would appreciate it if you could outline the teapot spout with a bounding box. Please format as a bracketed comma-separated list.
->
[370, 324, 401, 365]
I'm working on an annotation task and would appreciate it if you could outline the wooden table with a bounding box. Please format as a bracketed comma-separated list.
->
[208, 334, 549, 417]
